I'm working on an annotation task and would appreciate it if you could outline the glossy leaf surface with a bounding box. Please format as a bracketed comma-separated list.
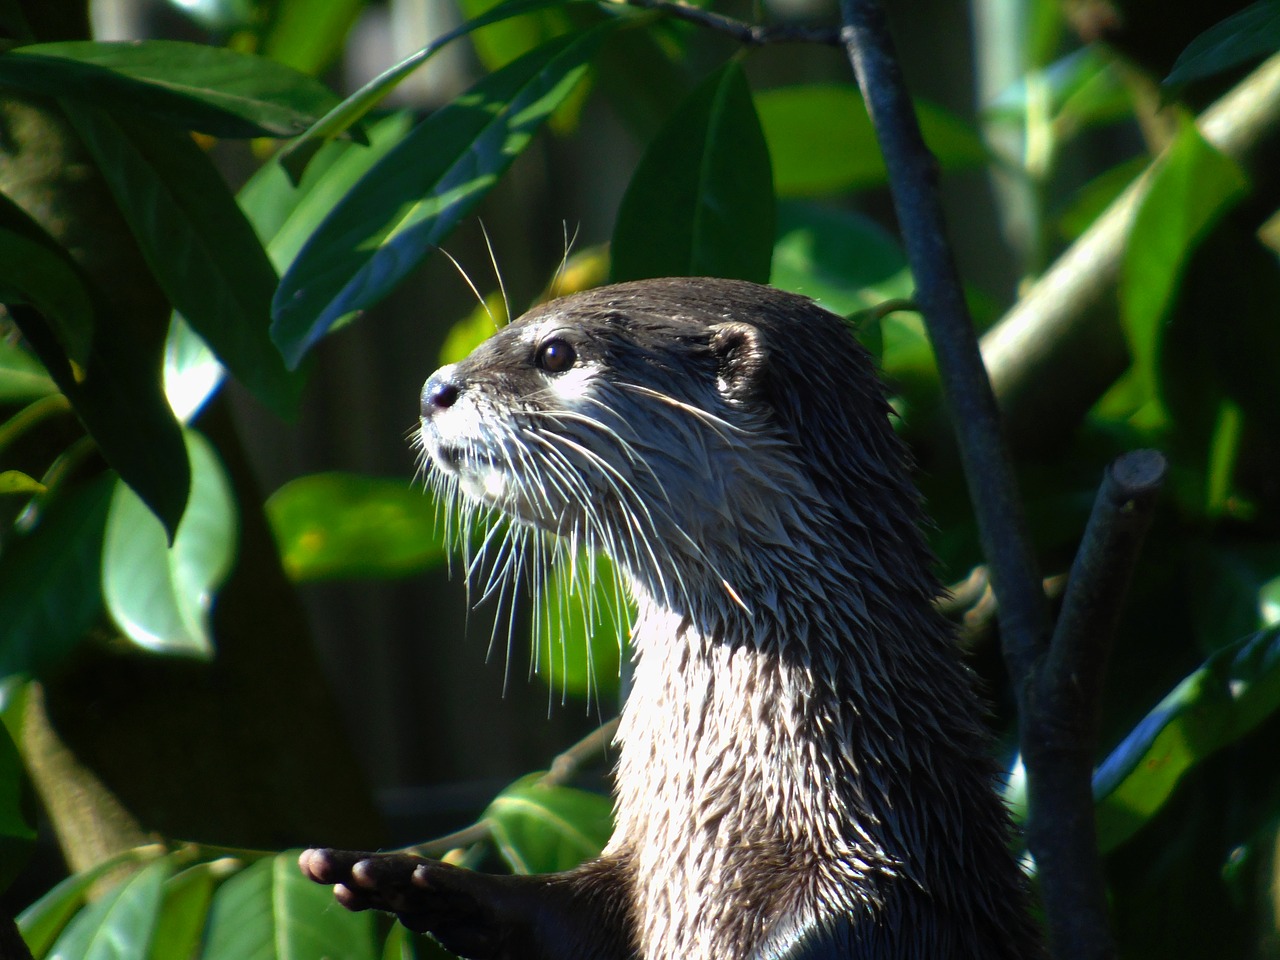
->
[486, 775, 613, 874]
[272, 27, 608, 367]
[0, 339, 56, 404]
[1165, 1, 1280, 87]
[1, 40, 338, 138]
[102, 429, 236, 658]
[203, 852, 376, 960]
[44, 855, 173, 960]
[63, 105, 299, 419]
[266, 472, 445, 581]
[612, 62, 774, 283]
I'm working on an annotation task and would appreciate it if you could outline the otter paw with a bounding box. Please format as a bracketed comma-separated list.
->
[298, 849, 503, 956]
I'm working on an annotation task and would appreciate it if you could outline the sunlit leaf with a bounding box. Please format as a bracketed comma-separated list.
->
[0, 475, 113, 680]
[459, 0, 573, 69]
[272, 27, 608, 367]
[45, 855, 174, 960]
[277, 0, 601, 178]
[756, 85, 987, 197]
[163, 314, 224, 425]
[203, 852, 376, 960]
[146, 861, 226, 960]
[1, 40, 339, 138]
[265, 473, 446, 581]
[612, 62, 774, 283]
[485, 775, 613, 874]
[19, 849, 165, 960]
[1165, 0, 1280, 88]
[1094, 626, 1280, 852]
[102, 429, 237, 659]
[1121, 116, 1247, 406]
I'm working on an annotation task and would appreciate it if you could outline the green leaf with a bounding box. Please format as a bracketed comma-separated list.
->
[277, 0, 599, 178]
[19, 849, 164, 959]
[769, 203, 910, 317]
[0, 338, 56, 405]
[756, 85, 987, 197]
[260, 0, 364, 76]
[459, 0, 572, 70]
[1121, 116, 1248, 406]
[0, 475, 113, 680]
[163, 314, 224, 425]
[612, 62, 775, 284]
[265, 473, 446, 582]
[45, 855, 174, 960]
[0, 471, 44, 495]
[485, 775, 613, 874]
[5, 300, 189, 539]
[146, 861, 223, 960]
[1094, 625, 1280, 852]
[242, 111, 415, 275]
[62, 105, 300, 418]
[0, 196, 95, 366]
[203, 851, 376, 960]
[102, 429, 237, 659]
[1166, 0, 1280, 87]
[533, 553, 628, 701]
[272, 27, 609, 368]
[0, 40, 339, 138]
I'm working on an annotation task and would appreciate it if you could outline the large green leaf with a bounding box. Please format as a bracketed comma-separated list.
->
[19, 849, 165, 959]
[612, 62, 775, 284]
[1165, 1, 1280, 87]
[769, 203, 910, 317]
[241, 111, 415, 275]
[0, 475, 113, 680]
[272, 27, 609, 368]
[755, 85, 987, 197]
[485, 775, 613, 874]
[1093, 626, 1280, 852]
[265, 473, 446, 581]
[203, 851, 376, 960]
[1121, 116, 1248, 406]
[276, 0, 600, 177]
[63, 105, 299, 418]
[0, 194, 95, 366]
[44, 855, 174, 960]
[458, 0, 573, 70]
[101, 429, 237, 659]
[0, 40, 338, 138]
[146, 861, 223, 960]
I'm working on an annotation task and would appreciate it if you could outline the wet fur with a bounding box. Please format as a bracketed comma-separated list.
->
[407, 278, 1040, 958]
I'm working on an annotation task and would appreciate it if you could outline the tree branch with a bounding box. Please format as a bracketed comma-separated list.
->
[618, 0, 840, 47]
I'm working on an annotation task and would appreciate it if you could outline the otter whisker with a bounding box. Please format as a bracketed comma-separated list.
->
[438, 246, 498, 329]
[615, 382, 752, 444]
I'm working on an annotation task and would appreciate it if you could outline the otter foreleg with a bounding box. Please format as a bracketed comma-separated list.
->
[299, 849, 635, 960]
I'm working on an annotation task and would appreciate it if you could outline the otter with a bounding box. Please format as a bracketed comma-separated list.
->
[301, 277, 1044, 959]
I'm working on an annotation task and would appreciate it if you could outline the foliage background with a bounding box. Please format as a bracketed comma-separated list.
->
[1, 0, 1279, 957]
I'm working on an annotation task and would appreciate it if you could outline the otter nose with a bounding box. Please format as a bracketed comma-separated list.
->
[421, 376, 461, 418]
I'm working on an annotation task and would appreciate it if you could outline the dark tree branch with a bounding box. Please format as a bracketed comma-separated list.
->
[621, 0, 840, 47]
[1022, 451, 1164, 959]
[835, 3, 1051, 690]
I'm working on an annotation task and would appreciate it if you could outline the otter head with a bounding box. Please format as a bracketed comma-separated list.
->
[417, 277, 927, 611]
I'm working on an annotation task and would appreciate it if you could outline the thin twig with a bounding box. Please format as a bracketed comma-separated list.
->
[402, 717, 619, 859]
[618, 0, 840, 47]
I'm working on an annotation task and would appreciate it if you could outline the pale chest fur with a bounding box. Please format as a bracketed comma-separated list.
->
[607, 603, 882, 960]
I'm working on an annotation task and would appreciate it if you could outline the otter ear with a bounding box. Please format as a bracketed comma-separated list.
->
[710, 321, 766, 401]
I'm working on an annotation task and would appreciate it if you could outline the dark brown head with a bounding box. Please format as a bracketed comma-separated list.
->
[417, 277, 935, 615]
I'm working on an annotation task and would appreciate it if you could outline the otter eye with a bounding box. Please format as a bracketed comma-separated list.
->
[536, 338, 576, 374]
